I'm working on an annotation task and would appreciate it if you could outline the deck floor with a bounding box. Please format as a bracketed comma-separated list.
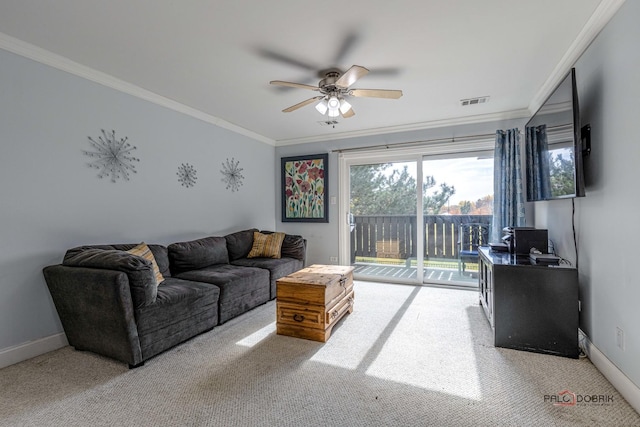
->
[353, 263, 478, 285]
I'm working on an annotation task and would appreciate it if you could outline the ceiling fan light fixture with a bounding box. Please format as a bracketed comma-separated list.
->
[271, 64, 402, 117]
[315, 99, 328, 115]
[339, 99, 352, 114]
[327, 96, 340, 110]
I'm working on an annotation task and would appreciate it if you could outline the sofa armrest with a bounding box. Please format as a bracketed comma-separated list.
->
[63, 248, 157, 308]
[43, 265, 143, 367]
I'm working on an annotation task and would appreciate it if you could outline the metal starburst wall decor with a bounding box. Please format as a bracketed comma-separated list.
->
[220, 157, 244, 192]
[83, 129, 139, 182]
[177, 163, 198, 188]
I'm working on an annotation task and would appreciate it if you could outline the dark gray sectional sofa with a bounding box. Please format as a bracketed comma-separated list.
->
[42, 229, 305, 368]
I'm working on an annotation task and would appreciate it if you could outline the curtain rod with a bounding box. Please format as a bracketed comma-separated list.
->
[331, 123, 572, 154]
[331, 132, 497, 154]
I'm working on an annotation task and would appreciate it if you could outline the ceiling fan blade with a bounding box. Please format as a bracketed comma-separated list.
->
[341, 107, 355, 118]
[335, 65, 369, 88]
[333, 31, 360, 64]
[270, 80, 319, 91]
[349, 89, 403, 99]
[256, 48, 318, 71]
[282, 96, 324, 113]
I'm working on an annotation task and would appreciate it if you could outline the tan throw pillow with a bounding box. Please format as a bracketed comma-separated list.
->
[127, 243, 164, 284]
[247, 232, 285, 259]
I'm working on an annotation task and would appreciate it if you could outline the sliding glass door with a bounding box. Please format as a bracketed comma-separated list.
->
[421, 154, 494, 286]
[349, 161, 418, 282]
[338, 140, 494, 288]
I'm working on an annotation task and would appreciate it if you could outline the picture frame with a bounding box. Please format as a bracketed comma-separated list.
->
[281, 153, 329, 222]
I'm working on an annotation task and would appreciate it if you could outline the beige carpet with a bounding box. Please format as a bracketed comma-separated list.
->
[1, 281, 639, 427]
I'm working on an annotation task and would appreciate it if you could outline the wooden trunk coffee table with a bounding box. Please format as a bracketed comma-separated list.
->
[276, 264, 354, 342]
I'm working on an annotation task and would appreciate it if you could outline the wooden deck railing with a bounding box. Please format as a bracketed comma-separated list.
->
[350, 214, 492, 261]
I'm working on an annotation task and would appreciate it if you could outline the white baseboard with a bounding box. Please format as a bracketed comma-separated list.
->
[0, 333, 68, 369]
[581, 330, 640, 414]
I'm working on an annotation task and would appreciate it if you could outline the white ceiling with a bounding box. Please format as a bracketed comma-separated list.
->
[0, 1, 622, 145]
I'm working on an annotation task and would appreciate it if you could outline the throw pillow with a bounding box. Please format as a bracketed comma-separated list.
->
[247, 232, 285, 259]
[127, 242, 165, 284]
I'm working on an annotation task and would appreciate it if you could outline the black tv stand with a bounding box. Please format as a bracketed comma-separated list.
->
[478, 247, 579, 358]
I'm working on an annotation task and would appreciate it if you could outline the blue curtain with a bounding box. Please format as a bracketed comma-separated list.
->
[492, 128, 525, 242]
[525, 124, 551, 200]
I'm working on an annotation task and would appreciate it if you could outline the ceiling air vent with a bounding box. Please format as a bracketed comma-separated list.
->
[460, 96, 490, 106]
[318, 120, 339, 126]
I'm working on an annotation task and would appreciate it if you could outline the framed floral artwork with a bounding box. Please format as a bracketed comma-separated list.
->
[281, 153, 329, 222]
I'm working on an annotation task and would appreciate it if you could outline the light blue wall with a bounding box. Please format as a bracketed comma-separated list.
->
[534, 0, 639, 388]
[0, 49, 276, 353]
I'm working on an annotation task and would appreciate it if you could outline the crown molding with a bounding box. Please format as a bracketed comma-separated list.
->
[275, 108, 531, 146]
[2, 30, 522, 149]
[2, 0, 623, 151]
[0, 32, 275, 146]
[528, 0, 626, 114]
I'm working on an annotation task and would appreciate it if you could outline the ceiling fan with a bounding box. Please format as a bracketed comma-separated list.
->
[270, 65, 403, 119]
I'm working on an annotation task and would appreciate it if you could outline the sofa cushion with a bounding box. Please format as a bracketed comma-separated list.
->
[168, 236, 229, 275]
[175, 264, 270, 323]
[247, 231, 285, 259]
[224, 228, 258, 261]
[126, 243, 165, 284]
[63, 248, 157, 308]
[135, 278, 220, 359]
[281, 235, 306, 261]
[231, 257, 304, 299]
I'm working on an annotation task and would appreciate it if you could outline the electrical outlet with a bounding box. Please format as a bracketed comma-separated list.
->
[329, 256, 338, 263]
[616, 327, 625, 350]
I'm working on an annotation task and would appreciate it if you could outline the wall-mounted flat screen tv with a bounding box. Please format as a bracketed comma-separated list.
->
[525, 68, 586, 201]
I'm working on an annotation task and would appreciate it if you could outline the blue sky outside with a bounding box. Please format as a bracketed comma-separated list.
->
[387, 157, 493, 205]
